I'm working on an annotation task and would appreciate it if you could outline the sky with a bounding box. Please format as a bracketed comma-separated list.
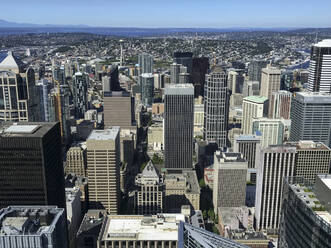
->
[1, 0, 331, 28]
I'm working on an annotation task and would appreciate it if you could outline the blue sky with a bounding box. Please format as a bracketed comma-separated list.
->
[2, 0, 331, 28]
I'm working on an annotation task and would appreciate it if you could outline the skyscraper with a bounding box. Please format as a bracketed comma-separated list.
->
[213, 151, 247, 211]
[247, 60, 267, 84]
[234, 134, 261, 170]
[103, 91, 135, 129]
[138, 53, 153, 74]
[192, 57, 209, 97]
[173, 52, 193, 76]
[170, 63, 181, 84]
[0, 122, 65, 209]
[279, 175, 331, 248]
[73, 72, 88, 119]
[87, 128, 120, 214]
[140, 73, 154, 107]
[252, 118, 284, 148]
[0, 51, 40, 122]
[242, 96, 268, 135]
[228, 69, 245, 94]
[255, 145, 297, 231]
[204, 67, 229, 147]
[260, 66, 281, 101]
[268, 90, 292, 119]
[307, 39, 331, 93]
[164, 84, 194, 169]
[290, 91, 331, 146]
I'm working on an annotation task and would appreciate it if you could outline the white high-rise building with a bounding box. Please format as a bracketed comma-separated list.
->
[242, 96, 268, 135]
[260, 66, 281, 101]
[307, 39, 331, 93]
[252, 118, 284, 148]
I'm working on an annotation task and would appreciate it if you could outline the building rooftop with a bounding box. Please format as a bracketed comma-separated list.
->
[315, 39, 331, 48]
[0, 51, 26, 73]
[235, 134, 261, 142]
[215, 151, 247, 163]
[294, 91, 331, 103]
[0, 206, 64, 236]
[87, 127, 119, 141]
[243, 95, 268, 104]
[165, 84, 194, 95]
[77, 210, 107, 238]
[164, 170, 200, 194]
[0, 122, 58, 138]
[101, 214, 185, 241]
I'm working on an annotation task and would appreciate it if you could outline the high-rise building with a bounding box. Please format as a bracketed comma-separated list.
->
[289, 140, 331, 183]
[255, 145, 297, 231]
[0, 206, 68, 248]
[135, 161, 163, 214]
[192, 57, 209, 97]
[260, 66, 281, 101]
[170, 63, 181, 84]
[228, 69, 245, 94]
[279, 175, 331, 248]
[65, 144, 87, 177]
[242, 96, 268, 135]
[0, 122, 65, 209]
[290, 92, 331, 146]
[204, 67, 229, 147]
[178, 222, 249, 248]
[247, 60, 267, 84]
[234, 133, 261, 171]
[307, 39, 331, 93]
[0, 51, 40, 122]
[36, 79, 52, 122]
[103, 91, 135, 129]
[140, 73, 154, 107]
[164, 84, 194, 169]
[138, 53, 153, 74]
[268, 90, 292, 119]
[252, 118, 284, 148]
[173, 52, 193, 76]
[73, 72, 88, 119]
[213, 151, 247, 211]
[87, 128, 120, 214]
[242, 80, 259, 97]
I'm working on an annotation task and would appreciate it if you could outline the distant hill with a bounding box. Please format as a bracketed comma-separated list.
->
[286, 27, 331, 34]
[0, 19, 89, 28]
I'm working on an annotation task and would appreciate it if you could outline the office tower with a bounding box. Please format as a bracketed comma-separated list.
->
[242, 96, 268, 135]
[138, 53, 153, 74]
[87, 128, 120, 214]
[243, 80, 260, 97]
[0, 206, 68, 248]
[204, 67, 229, 147]
[178, 222, 249, 248]
[255, 145, 297, 231]
[290, 92, 331, 146]
[247, 60, 267, 84]
[279, 175, 331, 248]
[268, 90, 291, 119]
[290, 140, 331, 183]
[234, 133, 261, 170]
[103, 91, 135, 129]
[213, 151, 247, 211]
[0, 51, 40, 122]
[65, 144, 87, 177]
[252, 118, 284, 148]
[260, 66, 281, 101]
[135, 161, 163, 214]
[307, 39, 331, 93]
[192, 57, 210, 97]
[73, 72, 88, 119]
[170, 63, 181, 84]
[179, 72, 190, 84]
[173, 52, 193, 75]
[66, 187, 82, 248]
[36, 79, 52, 122]
[140, 73, 154, 107]
[163, 170, 200, 212]
[98, 214, 185, 248]
[280, 71, 294, 91]
[0, 122, 65, 209]
[228, 69, 244, 94]
[164, 84, 194, 169]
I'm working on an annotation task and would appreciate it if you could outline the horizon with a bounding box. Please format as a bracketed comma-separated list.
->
[1, 0, 331, 28]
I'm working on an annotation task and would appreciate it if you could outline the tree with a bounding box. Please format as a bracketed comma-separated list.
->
[202, 210, 208, 219]
[199, 178, 206, 188]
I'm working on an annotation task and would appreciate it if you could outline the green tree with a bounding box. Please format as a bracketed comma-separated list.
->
[199, 178, 206, 188]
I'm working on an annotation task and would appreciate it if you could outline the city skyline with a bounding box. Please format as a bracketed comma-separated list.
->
[1, 0, 331, 28]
